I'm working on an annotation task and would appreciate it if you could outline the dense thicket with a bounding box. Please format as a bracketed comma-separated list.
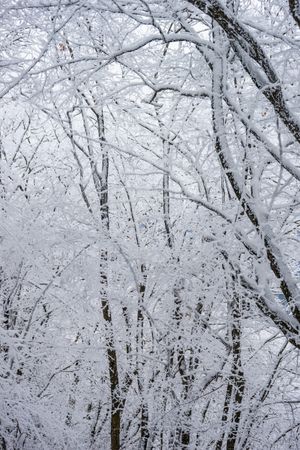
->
[0, 1, 299, 449]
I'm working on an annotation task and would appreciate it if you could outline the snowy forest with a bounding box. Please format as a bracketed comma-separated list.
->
[0, 1, 300, 449]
